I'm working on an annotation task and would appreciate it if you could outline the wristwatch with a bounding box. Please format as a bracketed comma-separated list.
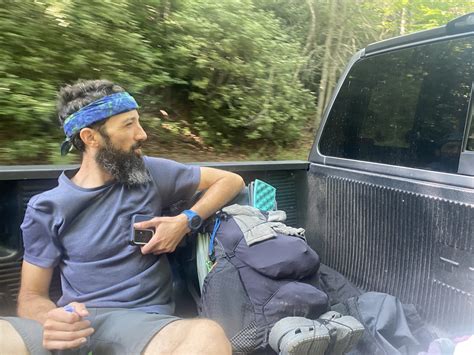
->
[182, 210, 203, 232]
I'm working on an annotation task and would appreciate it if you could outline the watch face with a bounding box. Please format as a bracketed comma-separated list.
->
[189, 215, 202, 230]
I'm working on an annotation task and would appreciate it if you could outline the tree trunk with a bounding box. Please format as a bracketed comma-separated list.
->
[303, 0, 317, 56]
[314, 0, 337, 130]
[400, 7, 407, 35]
[294, 0, 317, 81]
[324, 1, 346, 111]
[161, 0, 171, 20]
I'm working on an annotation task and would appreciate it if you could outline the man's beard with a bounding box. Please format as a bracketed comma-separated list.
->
[95, 138, 151, 187]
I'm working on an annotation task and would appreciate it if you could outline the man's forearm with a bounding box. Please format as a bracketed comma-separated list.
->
[17, 292, 57, 325]
[192, 173, 244, 219]
[137, 169, 244, 254]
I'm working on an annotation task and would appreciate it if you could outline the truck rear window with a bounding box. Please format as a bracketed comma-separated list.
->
[319, 36, 473, 174]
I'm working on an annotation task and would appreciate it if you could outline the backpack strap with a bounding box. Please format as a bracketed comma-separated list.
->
[208, 217, 221, 262]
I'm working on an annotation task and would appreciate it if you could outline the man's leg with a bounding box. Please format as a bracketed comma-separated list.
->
[0, 320, 29, 355]
[144, 319, 232, 355]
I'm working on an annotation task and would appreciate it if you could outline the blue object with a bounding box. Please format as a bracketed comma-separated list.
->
[63, 304, 91, 351]
[63, 304, 74, 313]
[208, 217, 221, 259]
[251, 179, 276, 211]
[63, 92, 138, 138]
[182, 209, 203, 231]
[182, 210, 199, 218]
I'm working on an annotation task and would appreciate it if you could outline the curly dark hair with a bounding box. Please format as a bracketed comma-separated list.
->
[57, 79, 125, 152]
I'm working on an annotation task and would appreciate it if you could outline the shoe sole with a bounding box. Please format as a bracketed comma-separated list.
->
[284, 332, 330, 355]
[270, 317, 331, 355]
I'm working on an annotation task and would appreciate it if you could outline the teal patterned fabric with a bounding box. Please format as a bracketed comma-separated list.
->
[63, 92, 138, 138]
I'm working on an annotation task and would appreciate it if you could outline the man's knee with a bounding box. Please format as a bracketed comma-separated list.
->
[0, 320, 29, 355]
[145, 319, 231, 355]
[194, 319, 226, 337]
[190, 319, 231, 353]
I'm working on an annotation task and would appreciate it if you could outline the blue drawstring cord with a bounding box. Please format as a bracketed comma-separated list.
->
[208, 217, 221, 260]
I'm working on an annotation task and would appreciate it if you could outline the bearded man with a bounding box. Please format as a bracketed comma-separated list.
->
[0, 80, 243, 354]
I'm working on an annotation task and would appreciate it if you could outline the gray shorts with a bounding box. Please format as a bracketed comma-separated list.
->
[1, 308, 180, 355]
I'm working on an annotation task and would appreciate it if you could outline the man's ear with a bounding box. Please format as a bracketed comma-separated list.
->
[79, 128, 101, 149]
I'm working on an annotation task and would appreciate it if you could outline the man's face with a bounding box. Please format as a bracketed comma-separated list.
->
[94, 110, 151, 186]
[99, 110, 147, 153]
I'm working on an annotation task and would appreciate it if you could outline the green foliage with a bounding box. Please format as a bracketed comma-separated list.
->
[0, 0, 472, 163]
[159, 0, 314, 146]
[0, 0, 171, 162]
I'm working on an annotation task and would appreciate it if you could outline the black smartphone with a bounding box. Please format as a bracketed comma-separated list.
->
[130, 214, 155, 246]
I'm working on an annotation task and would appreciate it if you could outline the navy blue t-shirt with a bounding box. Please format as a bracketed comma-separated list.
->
[21, 157, 200, 314]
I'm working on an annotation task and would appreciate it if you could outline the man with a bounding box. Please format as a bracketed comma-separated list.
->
[0, 80, 244, 354]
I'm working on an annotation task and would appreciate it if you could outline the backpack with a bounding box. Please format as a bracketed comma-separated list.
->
[199, 212, 329, 353]
[332, 292, 436, 355]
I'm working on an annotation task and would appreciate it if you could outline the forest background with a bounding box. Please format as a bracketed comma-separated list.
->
[0, 0, 472, 164]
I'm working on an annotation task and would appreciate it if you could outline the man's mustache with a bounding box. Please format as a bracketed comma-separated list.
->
[131, 142, 144, 151]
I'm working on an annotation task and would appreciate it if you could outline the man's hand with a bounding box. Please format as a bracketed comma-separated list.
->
[135, 214, 189, 255]
[42, 302, 94, 351]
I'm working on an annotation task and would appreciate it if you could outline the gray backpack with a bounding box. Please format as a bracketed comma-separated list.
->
[199, 212, 329, 353]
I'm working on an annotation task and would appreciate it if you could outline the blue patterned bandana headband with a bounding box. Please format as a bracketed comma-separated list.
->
[61, 92, 138, 155]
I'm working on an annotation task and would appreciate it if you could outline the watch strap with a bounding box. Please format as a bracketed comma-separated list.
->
[182, 209, 202, 231]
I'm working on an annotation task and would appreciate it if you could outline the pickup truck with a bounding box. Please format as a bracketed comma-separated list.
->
[0, 12, 473, 340]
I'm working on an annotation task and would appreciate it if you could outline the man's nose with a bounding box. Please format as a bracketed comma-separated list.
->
[135, 123, 148, 141]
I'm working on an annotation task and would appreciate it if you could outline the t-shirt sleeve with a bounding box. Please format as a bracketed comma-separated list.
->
[145, 157, 201, 208]
[21, 202, 62, 269]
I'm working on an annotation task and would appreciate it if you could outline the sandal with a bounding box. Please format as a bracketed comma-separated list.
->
[269, 317, 331, 355]
[319, 311, 365, 355]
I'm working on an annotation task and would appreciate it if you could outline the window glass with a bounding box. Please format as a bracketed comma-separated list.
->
[465, 85, 474, 151]
[0, 182, 20, 258]
[319, 36, 474, 173]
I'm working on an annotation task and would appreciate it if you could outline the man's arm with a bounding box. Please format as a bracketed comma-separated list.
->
[190, 167, 245, 220]
[17, 261, 94, 350]
[139, 167, 244, 254]
[17, 261, 56, 323]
